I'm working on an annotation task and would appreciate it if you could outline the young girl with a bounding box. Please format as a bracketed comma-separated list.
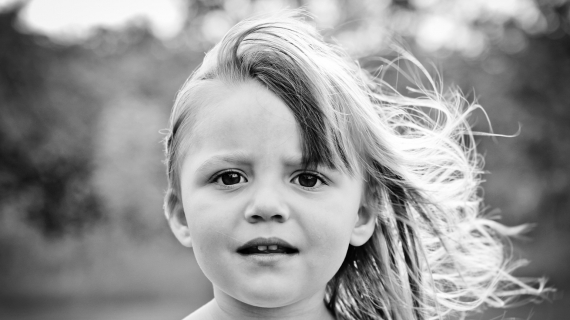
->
[163, 10, 548, 320]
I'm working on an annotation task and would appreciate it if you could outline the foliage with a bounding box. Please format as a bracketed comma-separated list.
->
[0, 1, 568, 318]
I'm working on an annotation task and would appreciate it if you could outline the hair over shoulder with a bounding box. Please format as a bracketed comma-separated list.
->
[163, 9, 551, 320]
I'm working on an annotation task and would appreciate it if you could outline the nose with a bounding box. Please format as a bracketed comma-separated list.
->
[244, 183, 290, 223]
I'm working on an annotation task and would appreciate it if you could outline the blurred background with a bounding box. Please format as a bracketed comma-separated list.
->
[0, 0, 568, 319]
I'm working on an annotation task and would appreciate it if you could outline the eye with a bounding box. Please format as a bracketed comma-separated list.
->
[214, 171, 248, 186]
[292, 173, 325, 189]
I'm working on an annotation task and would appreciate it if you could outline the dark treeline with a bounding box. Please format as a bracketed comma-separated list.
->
[1, 8, 103, 236]
[0, 1, 568, 318]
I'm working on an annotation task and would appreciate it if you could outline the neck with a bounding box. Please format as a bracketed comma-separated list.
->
[206, 287, 336, 320]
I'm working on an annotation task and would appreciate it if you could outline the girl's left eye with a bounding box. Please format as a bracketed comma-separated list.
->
[214, 171, 247, 186]
[292, 173, 325, 188]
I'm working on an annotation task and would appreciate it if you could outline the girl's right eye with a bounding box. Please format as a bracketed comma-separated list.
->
[213, 171, 248, 186]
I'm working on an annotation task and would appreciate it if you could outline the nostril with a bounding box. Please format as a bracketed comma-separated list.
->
[246, 213, 286, 223]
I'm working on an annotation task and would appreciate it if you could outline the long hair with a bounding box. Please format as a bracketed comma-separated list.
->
[163, 10, 549, 320]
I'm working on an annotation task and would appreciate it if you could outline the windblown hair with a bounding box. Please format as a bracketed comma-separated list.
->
[163, 10, 548, 320]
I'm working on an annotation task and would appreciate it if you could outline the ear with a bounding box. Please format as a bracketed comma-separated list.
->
[350, 204, 376, 246]
[167, 201, 193, 248]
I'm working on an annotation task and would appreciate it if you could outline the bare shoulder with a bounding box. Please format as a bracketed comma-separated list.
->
[182, 300, 216, 320]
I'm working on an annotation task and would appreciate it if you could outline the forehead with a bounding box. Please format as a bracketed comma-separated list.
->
[178, 81, 317, 180]
[190, 80, 300, 151]
[172, 76, 354, 177]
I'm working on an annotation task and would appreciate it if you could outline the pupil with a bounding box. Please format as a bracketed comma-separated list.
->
[221, 172, 241, 185]
[299, 174, 317, 187]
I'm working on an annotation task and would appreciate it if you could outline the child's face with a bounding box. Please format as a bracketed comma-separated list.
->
[175, 80, 371, 309]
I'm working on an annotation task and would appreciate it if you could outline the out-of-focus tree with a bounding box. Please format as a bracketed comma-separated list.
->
[2, 0, 568, 235]
[9, 0, 570, 57]
[167, 0, 570, 58]
[0, 2, 569, 317]
[0, 8, 103, 236]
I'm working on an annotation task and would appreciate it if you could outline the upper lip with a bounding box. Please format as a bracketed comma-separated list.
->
[237, 237, 298, 252]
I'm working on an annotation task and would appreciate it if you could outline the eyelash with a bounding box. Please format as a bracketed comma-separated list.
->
[210, 170, 248, 188]
[291, 171, 328, 190]
[209, 170, 328, 190]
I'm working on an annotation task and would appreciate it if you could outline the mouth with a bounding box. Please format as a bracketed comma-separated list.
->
[237, 237, 299, 255]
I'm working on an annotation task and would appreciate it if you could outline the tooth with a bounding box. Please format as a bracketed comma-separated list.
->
[257, 246, 267, 251]
[268, 245, 278, 250]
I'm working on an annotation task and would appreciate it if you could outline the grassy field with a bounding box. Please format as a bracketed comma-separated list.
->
[0, 221, 566, 320]
[1, 293, 567, 320]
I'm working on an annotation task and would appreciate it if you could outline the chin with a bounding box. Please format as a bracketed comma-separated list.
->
[235, 284, 301, 308]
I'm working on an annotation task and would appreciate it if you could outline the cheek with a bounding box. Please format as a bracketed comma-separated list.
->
[317, 193, 360, 235]
[303, 220, 352, 289]
[183, 193, 229, 259]
[184, 197, 237, 286]
[302, 199, 360, 269]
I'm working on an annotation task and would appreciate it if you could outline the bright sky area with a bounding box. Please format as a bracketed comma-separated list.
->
[0, 0, 544, 55]
[0, 0, 187, 40]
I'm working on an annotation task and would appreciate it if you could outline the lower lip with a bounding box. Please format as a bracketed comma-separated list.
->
[238, 253, 297, 265]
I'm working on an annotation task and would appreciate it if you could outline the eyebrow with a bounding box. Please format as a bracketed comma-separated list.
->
[195, 152, 308, 173]
[195, 152, 253, 173]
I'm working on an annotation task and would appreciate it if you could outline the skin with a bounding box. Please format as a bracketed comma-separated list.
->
[169, 80, 375, 320]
